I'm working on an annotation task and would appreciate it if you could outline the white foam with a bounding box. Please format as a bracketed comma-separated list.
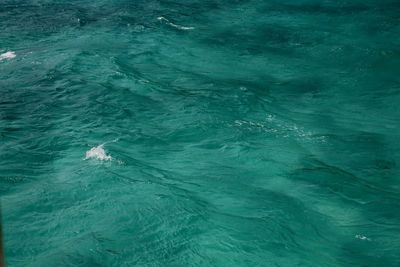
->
[85, 145, 112, 161]
[355, 234, 371, 241]
[0, 51, 16, 61]
[157, 16, 194, 30]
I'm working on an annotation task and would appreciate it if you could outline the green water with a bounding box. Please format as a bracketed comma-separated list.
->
[1, 0, 400, 266]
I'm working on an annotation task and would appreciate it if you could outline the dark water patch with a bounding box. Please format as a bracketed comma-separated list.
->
[262, 1, 372, 16]
[201, 23, 323, 56]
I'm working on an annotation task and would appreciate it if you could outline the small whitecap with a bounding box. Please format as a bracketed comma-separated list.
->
[157, 16, 194, 30]
[171, 24, 195, 31]
[0, 51, 16, 61]
[355, 234, 371, 241]
[85, 145, 112, 161]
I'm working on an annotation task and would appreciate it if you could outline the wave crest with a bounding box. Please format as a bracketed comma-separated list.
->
[85, 145, 112, 161]
[157, 16, 195, 30]
[0, 51, 16, 61]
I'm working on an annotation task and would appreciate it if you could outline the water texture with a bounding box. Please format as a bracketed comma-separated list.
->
[1, 0, 400, 266]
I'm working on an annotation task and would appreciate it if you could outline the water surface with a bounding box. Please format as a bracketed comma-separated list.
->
[1, 0, 400, 266]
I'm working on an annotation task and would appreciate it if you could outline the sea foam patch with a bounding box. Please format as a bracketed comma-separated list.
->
[0, 51, 16, 61]
[85, 144, 112, 161]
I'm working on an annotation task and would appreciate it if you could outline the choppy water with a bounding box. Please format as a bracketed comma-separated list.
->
[1, 0, 400, 266]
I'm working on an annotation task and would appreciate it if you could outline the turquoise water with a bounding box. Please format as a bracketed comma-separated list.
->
[1, 0, 400, 266]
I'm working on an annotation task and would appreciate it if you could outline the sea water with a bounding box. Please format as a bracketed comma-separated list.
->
[1, 0, 400, 266]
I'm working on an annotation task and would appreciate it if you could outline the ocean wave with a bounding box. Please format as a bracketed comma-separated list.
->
[0, 51, 16, 61]
[355, 234, 371, 241]
[157, 16, 194, 30]
[85, 144, 112, 161]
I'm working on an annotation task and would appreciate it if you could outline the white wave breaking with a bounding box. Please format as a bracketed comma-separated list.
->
[0, 51, 16, 61]
[157, 16, 194, 30]
[85, 144, 112, 161]
[355, 234, 371, 241]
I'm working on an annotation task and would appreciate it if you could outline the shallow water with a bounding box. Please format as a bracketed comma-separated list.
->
[1, 0, 400, 266]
